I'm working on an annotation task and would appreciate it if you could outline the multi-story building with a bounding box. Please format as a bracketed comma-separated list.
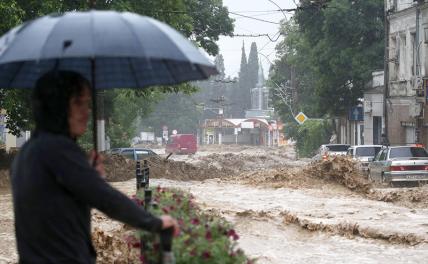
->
[364, 71, 385, 145]
[386, 0, 428, 144]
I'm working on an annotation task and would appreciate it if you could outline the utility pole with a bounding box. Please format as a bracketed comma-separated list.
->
[415, 0, 423, 143]
[383, 0, 390, 140]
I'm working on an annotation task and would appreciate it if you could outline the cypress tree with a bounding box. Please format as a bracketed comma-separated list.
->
[231, 41, 249, 117]
[247, 42, 259, 90]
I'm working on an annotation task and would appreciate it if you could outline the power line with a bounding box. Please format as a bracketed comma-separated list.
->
[233, 11, 283, 19]
[228, 11, 281, 25]
[259, 31, 281, 51]
[231, 33, 282, 42]
[267, 0, 288, 19]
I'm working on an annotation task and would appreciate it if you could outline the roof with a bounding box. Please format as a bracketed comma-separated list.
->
[203, 118, 272, 129]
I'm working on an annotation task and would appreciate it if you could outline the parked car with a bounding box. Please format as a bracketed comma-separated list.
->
[165, 134, 197, 155]
[109, 147, 157, 160]
[315, 144, 350, 160]
[368, 145, 428, 185]
[347, 145, 382, 171]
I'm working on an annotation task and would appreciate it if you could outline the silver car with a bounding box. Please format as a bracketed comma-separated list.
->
[347, 145, 382, 172]
[368, 145, 428, 185]
[315, 144, 350, 161]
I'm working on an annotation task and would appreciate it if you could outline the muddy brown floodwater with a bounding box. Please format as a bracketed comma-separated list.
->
[1, 144, 428, 263]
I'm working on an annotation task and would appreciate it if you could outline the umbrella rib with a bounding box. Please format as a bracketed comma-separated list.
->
[117, 14, 147, 58]
[148, 19, 190, 62]
[38, 16, 63, 60]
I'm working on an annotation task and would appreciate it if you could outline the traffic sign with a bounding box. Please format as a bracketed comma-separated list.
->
[294, 112, 308, 125]
[348, 106, 363, 121]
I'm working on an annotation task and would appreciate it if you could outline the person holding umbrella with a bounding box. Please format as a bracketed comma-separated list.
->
[10, 70, 180, 263]
[0, 9, 219, 263]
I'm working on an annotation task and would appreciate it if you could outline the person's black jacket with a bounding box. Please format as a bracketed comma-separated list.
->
[11, 131, 162, 264]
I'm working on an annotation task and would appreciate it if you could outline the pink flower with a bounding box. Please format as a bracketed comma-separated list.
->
[227, 229, 236, 237]
[125, 235, 139, 248]
[178, 218, 184, 226]
[132, 241, 141, 248]
[202, 250, 211, 259]
[205, 231, 212, 241]
[139, 255, 146, 263]
[227, 229, 240, 240]
[162, 207, 169, 214]
[191, 218, 200, 225]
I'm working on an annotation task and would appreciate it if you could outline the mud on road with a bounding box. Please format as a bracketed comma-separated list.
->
[1, 144, 428, 263]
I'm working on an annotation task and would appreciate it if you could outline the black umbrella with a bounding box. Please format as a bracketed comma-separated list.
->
[0, 10, 218, 150]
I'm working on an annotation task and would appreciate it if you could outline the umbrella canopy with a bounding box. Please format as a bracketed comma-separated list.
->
[0, 10, 218, 151]
[0, 10, 217, 89]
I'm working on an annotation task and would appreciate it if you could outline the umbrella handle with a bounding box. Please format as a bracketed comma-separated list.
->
[91, 59, 98, 152]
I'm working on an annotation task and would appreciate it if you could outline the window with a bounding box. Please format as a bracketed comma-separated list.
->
[135, 150, 149, 160]
[326, 145, 350, 152]
[379, 150, 387, 161]
[355, 147, 382, 157]
[121, 149, 135, 160]
[389, 147, 428, 158]
[411, 32, 416, 75]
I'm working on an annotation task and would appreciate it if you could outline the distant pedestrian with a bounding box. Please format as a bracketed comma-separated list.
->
[11, 71, 179, 264]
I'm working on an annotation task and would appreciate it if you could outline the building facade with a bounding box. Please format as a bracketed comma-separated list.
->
[386, 0, 428, 145]
[364, 71, 385, 145]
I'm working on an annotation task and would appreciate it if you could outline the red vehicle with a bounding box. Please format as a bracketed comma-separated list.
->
[165, 134, 197, 154]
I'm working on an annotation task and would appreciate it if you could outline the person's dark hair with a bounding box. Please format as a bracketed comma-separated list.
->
[32, 70, 90, 137]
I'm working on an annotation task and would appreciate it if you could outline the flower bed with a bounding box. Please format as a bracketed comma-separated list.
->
[129, 186, 253, 263]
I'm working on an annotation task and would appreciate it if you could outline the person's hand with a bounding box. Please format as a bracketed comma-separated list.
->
[89, 150, 106, 179]
[160, 215, 180, 236]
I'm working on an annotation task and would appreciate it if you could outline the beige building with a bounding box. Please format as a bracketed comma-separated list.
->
[364, 71, 385, 145]
[386, 0, 428, 145]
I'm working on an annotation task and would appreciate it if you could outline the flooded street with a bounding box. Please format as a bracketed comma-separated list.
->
[1, 145, 428, 263]
[113, 178, 428, 264]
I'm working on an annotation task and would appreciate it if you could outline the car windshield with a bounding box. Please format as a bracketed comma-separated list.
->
[389, 147, 428, 158]
[135, 150, 151, 160]
[326, 145, 349, 152]
[355, 147, 382, 157]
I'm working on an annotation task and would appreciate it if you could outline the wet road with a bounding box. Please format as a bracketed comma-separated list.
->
[140, 179, 428, 264]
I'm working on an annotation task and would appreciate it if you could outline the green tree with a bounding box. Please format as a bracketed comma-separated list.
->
[269, 0, 383, 154]
[247, 42, 259, 90]
[0, 0, 234, 139]
[230, 41, 249, 117]
[294, 0, 384, 114]
[138, 90, 202, 139]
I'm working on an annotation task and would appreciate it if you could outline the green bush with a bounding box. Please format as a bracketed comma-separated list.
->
[293, 119, 332, 158]
[129, 187, 253, 264]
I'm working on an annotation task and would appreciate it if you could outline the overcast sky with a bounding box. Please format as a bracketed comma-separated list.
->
[217, 0, 297, 79]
